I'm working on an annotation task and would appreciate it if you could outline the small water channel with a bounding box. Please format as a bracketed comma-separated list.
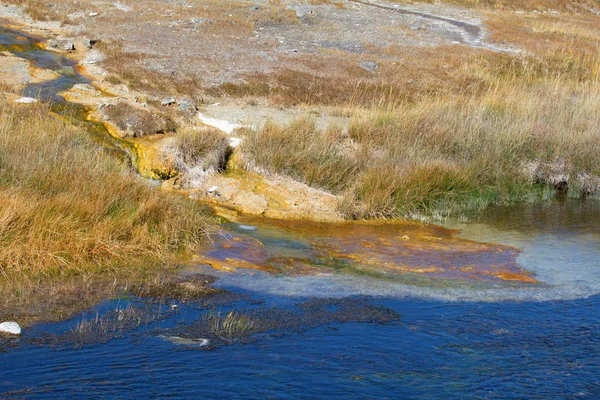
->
[0, 22, 130, 160]
[0, 23, 599, 399]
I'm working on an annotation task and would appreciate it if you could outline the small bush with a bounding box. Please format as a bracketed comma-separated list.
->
[172, 128, 231, 188]
[175, 128, 231, 172]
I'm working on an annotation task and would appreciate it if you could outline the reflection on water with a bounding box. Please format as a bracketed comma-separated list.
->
[447, 199, 600, 300]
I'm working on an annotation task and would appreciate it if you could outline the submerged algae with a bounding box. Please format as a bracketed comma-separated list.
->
[196, 217, 537, 286]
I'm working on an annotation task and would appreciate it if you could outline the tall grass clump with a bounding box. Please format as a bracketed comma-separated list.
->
[241, 119, 361, 193]
[175, 128, 231, 172]
[0, 102, 214, 285]
[172, 127, 231, 188]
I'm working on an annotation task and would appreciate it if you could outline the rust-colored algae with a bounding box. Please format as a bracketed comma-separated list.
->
[485, 271, 538, 284]
[197, 217, 538, 285]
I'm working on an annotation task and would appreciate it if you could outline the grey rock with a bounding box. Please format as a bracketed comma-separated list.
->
[102, 101, 177, 138]
[190, 18, 215, 26]
[46, 38, 75, 52]
[161, 97, 176, 106]
[159, 335, 209, 346]
[287, 5, 315, 18]
[359, 61, 378, 73]
[83, 39, 98, 49]
[177, 98, 197, 115]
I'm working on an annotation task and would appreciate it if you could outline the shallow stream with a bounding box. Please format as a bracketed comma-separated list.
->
[0, 24, 599, 399]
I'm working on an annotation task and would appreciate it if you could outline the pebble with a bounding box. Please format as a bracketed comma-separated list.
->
[0, 321, 22, 335]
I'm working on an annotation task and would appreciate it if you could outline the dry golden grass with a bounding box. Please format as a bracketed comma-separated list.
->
[9, 0, 600, 221]
[0, 102, 214, 285]
[227, 1, 600, 219]
[242, 48, 600, 218]
[241, 119, 360, 193]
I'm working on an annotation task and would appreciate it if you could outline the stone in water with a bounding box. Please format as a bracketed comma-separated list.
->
[0, 321, 22, 335]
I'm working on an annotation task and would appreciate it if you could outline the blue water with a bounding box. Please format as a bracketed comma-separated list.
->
[3, 200, 599, 398]
[1, 294, 598, 399]
[0, 24, 89, 102]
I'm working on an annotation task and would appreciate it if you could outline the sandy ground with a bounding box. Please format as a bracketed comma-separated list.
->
[2, 0, 494, 84]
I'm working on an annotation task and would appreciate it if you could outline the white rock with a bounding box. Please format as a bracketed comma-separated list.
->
[207, 185, 218, 193]
[0, 321, 22, 335]
[81, 50, 105, 65]
[161, 97, 176, 106]
[15, 97, 37, 104]
[88, 12, 98, 17]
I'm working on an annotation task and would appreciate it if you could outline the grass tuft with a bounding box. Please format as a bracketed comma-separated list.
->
[204, 309, 255, 343]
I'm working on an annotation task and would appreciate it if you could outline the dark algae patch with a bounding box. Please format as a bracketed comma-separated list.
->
[30, 303, 178, 348]
[160, 297, 400, 348]
[12, 288, 399, 351]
